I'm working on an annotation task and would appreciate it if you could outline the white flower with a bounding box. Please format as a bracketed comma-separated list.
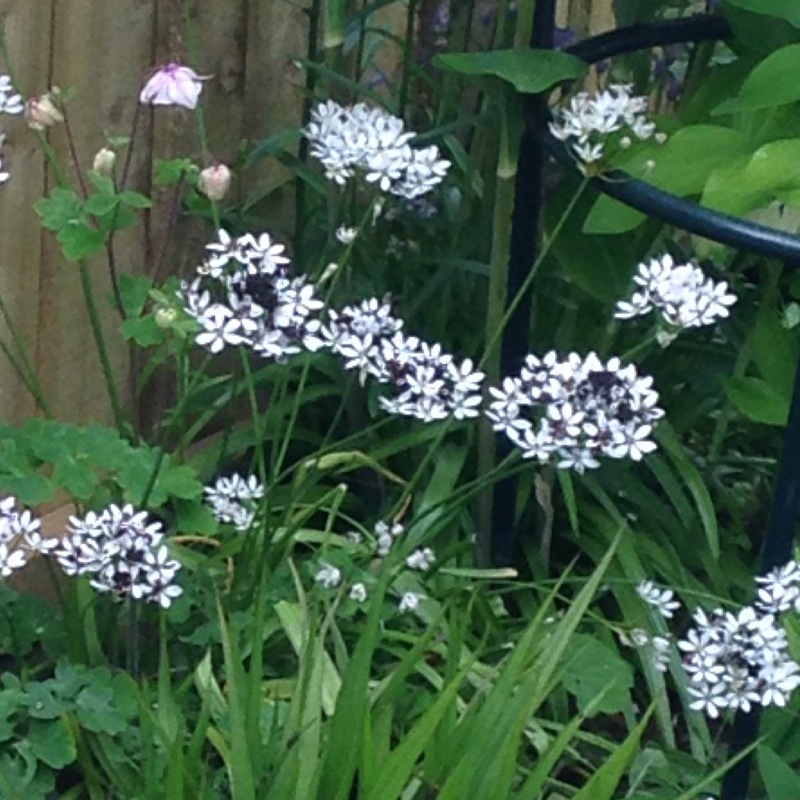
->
[399, 592, 423, 612]
[485, 351, 663, 471]
[53, 504, 181, 606]
[615, 254, 737, 333]
[637, 580, 681, 618]
[0, 544, 27, 577]
[315, 562, 342, 589]
[303, 100, 449, 198]
[0, 76, 23, 115]
[336, 225, 358, 244]
[406, 547, 436, 572]
[349, 582, 368, 602]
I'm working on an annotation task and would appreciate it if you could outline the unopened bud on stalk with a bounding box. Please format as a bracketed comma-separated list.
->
[197, 163, 231, 202]
[25, 92, 64, 130]
[619, 136, 632, 150]
[92, 147, 116, 176]
[155, 307, 177, 329]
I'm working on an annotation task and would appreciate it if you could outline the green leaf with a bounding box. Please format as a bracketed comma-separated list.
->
[753, 309, 799, 397]
[27, 719, 76, 769]
[572, 705, 655, 800]
[75, 679, 129, 735]
[714, 44, 800, 113]
[53, 458, 97, 500]
[22, 683, 72, 720]
[0, 474, 54, 505]
[583, 195, 647, 235]
[562, 634, 633, 715]
[701, 141, 800, 217]
[758, 745, 800, 799]
[155, 158, 198, 186]
[89, 173, 116, 195]
[725, 376, 789, 425]
[648, 125, 750, 196]
[121, 315, 164, 347]
[118, 274, 154, 317]
[174, 499, 218, 535]
[118, 190, 152, 209]
[434, 48, 587, 93]
[57, 224, 107, 261]
[724, 0, 800, 27]
[83, 193, 119, 216]
[34, 188, 84, 231]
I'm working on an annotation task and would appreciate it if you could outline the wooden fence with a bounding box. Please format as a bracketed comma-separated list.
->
[0, 0, 613, 428]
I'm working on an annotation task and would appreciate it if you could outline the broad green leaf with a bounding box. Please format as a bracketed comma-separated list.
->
[27, 719, 76, 769]
[583, 194, 647, 235]
[725, 375, 789, 425]
[700, 143, 800, 217]
[758, 745, 800, 799]
[275, 601, 341, 716]
[648, 125, 749, 196]
[562, 634, 633, 715]
[434, 48, 587, 93]
[753, 309, 799, 397]
[724, 0, 800, 27]
[714, 44, 800, 113]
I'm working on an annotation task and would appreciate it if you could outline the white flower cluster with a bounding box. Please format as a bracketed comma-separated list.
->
[487, 351, 664, 472]
[313, 519, 430, 614]
[615, 254, 737, 334]
[0, 75, 23, 185]
[54, 504, 183, 608]
[204, 473, 264, 531]
[180, 229, 324, 360]
[628, 571, 800, 718]
[304, 100, 450, 199]
[548, 83, 664, 173]
[321, 297, 485, 423]
[0, 497, 54, 577]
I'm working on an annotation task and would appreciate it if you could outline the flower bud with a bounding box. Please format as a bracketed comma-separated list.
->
[154, 307, 177, 329]
[197, 164, 231, 202]
[92, 147, 116, 176]
[25, 93, 64, 130]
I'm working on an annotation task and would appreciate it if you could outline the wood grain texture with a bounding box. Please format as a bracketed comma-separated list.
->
[0, 0, 316, 427]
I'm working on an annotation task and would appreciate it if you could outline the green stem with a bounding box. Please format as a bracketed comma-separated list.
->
[182, 0, 221, 231]
[480, 179, 589, 368]
[78, 261, 127, 432]
[398, 0, 420, 118]
[0, 292, 52, 416]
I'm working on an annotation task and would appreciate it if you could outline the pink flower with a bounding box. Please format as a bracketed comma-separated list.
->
[139, 63, 206, 109]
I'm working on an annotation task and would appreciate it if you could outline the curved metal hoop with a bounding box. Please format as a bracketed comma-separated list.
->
[537, 14, 800, 265]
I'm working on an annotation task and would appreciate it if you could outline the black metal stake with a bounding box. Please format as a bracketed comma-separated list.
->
[491, 9, 800, 797]
[490, 0, 556, 566]
[720, 335, 800, 800]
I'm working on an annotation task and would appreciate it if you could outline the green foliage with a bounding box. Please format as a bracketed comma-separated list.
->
[0, 663, 136, 799]
[0, 418, 203, 513]
[434, 48, 587, 93]
[35, 176, 151, 262]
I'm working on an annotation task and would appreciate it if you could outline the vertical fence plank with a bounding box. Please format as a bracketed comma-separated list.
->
[0, 1, 54, 423]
